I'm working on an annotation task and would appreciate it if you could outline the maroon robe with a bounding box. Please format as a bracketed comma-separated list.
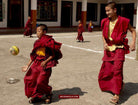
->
[24, 35, 62, 98]
[77, 23, 84, 41]
[98, 16, 130, 95]
[88, 23, 93, 32]
[24, 19, 32, 36]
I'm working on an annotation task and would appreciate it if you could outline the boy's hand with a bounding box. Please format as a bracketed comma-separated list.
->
[22, 65, 28, 72]
[41, 56, 52, 68]
[41, 61, 47, 67]
[104, 43, 109, 51]
[130, 42, 135, 51]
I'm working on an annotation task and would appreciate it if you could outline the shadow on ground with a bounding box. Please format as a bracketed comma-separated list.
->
[119, 82, 138, 104]
[82, 41, 91, 43]
[76, 40, 91, 43]
[33, 87, 87, 105]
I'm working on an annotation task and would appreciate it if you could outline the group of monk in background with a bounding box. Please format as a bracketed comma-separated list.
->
[24, 16, 33, 37]
[24, 16, 94, 42]
[76, 20, 93, 42]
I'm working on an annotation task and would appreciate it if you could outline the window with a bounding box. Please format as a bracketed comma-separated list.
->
[76, 2, 82, 21]
[0, 0, 2, 21]
[37, 0, 57, 21]
[76, 2, 97, 21]
[87, 3, 97, 21]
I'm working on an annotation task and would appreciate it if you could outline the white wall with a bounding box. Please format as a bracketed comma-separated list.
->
[0, 0, 136, 28]
[24, 0, 29, 27]
[36, 0, 137, 27]
[73, 0, 77, 26]
[36, 0, 78, 27]
[0, 0, 7, 28]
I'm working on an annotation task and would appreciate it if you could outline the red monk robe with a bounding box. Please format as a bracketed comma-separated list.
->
[88, 21, 93, 32]
[77, 23, 84, 42]
[98, 16, 130, 95]
[24, 35, 62, 98]
[24, 18, 32, 37]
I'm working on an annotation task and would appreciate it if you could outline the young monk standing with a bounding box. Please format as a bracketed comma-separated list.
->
[22, 24, 62, 104]
[24, 16, 33, 37]
[88, 20, 93, 32]
[77, 20, 84, 42]
[98, 2, 136, 104]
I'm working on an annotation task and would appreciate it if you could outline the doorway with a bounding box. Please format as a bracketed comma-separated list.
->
[117, 3, 134, 26]
[61, 1, 73, 27]
[100, 4, 106, 24]
[8, 0, 24, 28]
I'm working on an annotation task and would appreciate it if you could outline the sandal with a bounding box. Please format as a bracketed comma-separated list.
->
[28, 97, 40, 103]
[45, 94, 53, 104]
[28, 97, 35, 104]
[110, 95, 119, 105]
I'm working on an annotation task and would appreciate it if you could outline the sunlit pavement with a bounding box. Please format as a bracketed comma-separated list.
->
[0, 31, 138, 105]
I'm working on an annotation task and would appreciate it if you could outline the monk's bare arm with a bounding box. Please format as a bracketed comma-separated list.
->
[22, 59, 33, 72]
[41, 40, 55, 67]
[128, 24, 136, 51]
[41, 56, 53, 67]
[27, 59, 33, 67]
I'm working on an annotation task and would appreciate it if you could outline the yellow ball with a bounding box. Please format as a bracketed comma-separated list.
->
[10, 46, 19, 55]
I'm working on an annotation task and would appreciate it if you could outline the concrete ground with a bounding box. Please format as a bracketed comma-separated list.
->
[0, 31, 138, 105]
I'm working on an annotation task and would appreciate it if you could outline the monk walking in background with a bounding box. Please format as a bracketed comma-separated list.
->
[77, 20, 84, 42]
[24, 16, 33, 37]
[98, 2, 136, 104]
[22, 24, 62, 104]
[88, 20, 93, 32]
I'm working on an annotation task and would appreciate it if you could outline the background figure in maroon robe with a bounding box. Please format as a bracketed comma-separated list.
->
[88, 20, 93, 32]
[77, 20, 84, 42]
[24, 16, 32, 37]
[98, 2, 136, 104]
[22, 24, 62, 104]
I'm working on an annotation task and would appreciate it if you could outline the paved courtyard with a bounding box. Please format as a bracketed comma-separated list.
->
[0, 31, 138, 105]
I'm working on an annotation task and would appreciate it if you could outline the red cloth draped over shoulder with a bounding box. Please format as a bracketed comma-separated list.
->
[98, 16, 130, 95]
[24, 19, 32, 36]
[25, 19, 32, 29]
[78, 23, 84, 33]
[101, 16, 130, 55]
[30, 35, 62, 69]
[88, 23, 93, 32]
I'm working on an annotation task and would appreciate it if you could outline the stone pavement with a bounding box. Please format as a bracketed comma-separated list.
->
[0, 31, 137, 105]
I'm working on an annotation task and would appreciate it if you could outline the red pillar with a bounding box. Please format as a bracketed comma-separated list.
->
[31, 0, 37, 31]
[81, 11, 87, 27]
[31, 10, 37, 30]
[81, 0, 87, 28]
